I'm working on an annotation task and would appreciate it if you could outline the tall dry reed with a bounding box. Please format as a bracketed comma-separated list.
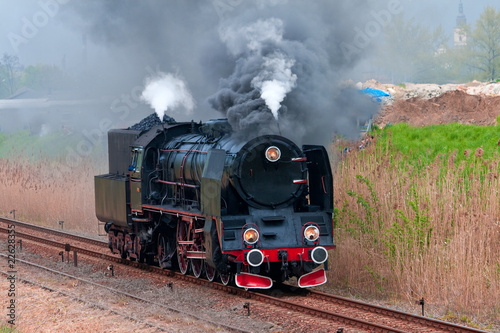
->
[1, 137, 498, 325]
[329, 141, 500, 324]
[0, 156, 106, 234]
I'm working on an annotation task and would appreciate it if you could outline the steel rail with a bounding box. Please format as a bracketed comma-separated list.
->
[0, 268, 172, 331]
[0, 224, 401, 332]
[0, 217, 108, 247]
[0, 254, 251, 333]
[0, 226, 487, 333]
[306, 290, 486, 333]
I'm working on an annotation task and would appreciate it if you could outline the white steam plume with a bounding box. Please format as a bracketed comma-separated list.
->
[141, 72, 195, 118]
[251, 53, 297, 120]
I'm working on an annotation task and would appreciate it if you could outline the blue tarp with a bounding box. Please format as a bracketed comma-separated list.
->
[359, 88, 391, 102]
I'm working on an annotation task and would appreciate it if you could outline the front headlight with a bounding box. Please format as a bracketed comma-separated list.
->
[265, 146, 281, 162]
[304, 225, 320, 241]
[244, 228, 259, 244]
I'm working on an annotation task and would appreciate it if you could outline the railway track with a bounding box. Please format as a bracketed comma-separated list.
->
[0, 222, 487, 333]
[0, 217, 108, 248]
[301, 290, 486, 333]
[0, 255, 251, 333]
[0, 267, 173, 332]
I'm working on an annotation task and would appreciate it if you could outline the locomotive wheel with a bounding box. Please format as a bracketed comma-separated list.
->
[158, 234, 170, 269]
[118, 232, 127, 259]
[191, 259, 203, 278]
[205, 262, 216, 282]
[133, 235, 141, 262]
[177, 221, 190, 275]
[190, 225, 204, 278]
[219, 272, 232, 286]
[120, 250, 128, 260]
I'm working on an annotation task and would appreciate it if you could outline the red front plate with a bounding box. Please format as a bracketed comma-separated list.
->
[235, 273, 273, 289]
[224, 246, 335, 263]
[298, 269, 327, 288]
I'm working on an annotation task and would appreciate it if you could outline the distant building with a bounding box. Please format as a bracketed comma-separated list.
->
[454, 0, 467, 47]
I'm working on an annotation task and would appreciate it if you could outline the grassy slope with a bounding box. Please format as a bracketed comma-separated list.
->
[380, 122, 500, 163]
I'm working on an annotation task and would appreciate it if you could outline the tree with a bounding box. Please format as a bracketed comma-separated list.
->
[375, 14, 450, 84]
[0, 65, 9, 98]
[21, 64, 65, 93]
[0, 53, 22, 96]
[466, 6, 500, 81]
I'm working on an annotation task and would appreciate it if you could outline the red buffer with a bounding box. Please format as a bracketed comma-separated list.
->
[297, 269, 327, 288]
[235, 273, 273, 289]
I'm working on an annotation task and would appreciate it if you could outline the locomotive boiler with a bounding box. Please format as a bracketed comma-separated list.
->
[95, 118, 335, 289]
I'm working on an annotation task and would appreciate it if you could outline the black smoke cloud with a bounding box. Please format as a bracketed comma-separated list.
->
[208, 2, 380, 144]
[63, 0, 381, 145]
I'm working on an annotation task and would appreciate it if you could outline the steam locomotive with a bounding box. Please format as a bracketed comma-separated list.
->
[95, 118, 335, 289]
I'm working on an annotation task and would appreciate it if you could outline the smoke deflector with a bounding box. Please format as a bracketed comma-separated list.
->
[298, 269, 327, 288]
[235, 272, 273, 289]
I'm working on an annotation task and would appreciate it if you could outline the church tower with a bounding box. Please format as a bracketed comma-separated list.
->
[454, 1, 467, 47]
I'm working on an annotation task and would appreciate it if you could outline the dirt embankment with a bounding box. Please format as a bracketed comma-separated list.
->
[360, 80, 500, 127]
[375, 90, 500, 127]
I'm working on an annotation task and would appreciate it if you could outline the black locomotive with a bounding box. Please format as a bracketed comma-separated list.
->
[95, 118, 335, 288]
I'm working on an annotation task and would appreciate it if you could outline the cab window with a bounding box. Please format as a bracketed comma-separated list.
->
[128, 148, 143, 177]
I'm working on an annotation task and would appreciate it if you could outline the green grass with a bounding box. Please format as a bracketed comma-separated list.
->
[0, 130, 105, 160]
[377, 122, 500, 165]
[0, 324, 18, 333]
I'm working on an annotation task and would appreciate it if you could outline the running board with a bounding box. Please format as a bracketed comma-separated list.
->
[298, 269, 327, 288]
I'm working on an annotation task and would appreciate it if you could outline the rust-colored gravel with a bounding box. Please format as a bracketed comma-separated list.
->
[0, 238, 277, 332]
[0, 237, 361, 332]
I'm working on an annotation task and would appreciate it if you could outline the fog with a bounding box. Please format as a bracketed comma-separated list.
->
[0, 0, 498, 144]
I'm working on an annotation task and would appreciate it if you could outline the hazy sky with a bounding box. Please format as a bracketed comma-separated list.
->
[0, 0, 498, 67]
[405, 0, 498, 35]
[0, 0, 499, 138]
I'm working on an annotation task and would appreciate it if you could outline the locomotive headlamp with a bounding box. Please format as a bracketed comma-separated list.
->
[304, 225, 320, 241]
[243, 228, 259, 244]
[265, 146, 281, 162]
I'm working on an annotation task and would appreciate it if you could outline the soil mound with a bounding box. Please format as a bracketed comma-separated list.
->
[375, 90, 500, 127]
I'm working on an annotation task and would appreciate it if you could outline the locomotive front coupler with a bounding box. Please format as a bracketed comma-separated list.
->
[290, 261, 299, 276]
[278, 250, 288, 272]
